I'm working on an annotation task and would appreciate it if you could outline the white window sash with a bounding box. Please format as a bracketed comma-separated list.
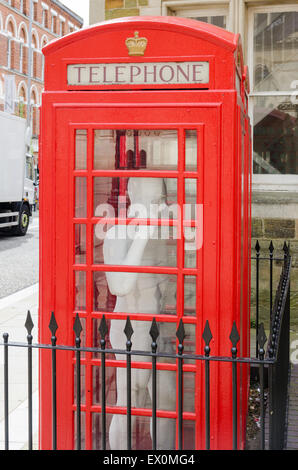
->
[248, 3, 298, 190]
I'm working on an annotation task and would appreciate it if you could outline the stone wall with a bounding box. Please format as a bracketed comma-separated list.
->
[105, 0, 149, 20]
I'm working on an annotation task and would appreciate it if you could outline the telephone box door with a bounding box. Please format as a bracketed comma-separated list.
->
[40, 92, 238, 450]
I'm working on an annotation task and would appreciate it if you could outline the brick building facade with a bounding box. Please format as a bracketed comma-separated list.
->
[0, 0, 83, 158]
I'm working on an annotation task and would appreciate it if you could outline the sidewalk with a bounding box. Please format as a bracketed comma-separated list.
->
[0, 284, 39, 450]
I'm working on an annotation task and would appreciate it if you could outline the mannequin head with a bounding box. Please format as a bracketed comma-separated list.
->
[128, 177, 166, 206]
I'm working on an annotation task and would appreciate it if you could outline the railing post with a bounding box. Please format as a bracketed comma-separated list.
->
[99, 315, 108, 451]
[255, 240, 260, 358]
[74, 314, 83, 451]
[269, 241, 274, 324]
[268, 250, 291, 450]
[25, 311, 34, 450]
[257, 323, 267, 450]
[230, 321, 240, 450]
[150, 318, 159, 451]
[3, 332, 9, 450]
[49, 312, 58, 450]
[124, 317, 134, 451]
[176, 319, 185, 451]
[203, 320, 213, 450]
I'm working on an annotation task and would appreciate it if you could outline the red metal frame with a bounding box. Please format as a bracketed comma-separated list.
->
[39, 17, 251, 450]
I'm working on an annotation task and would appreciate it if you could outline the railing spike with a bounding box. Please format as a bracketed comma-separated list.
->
[149, 318, 159, 343]
[49, 311, 58, 336]
[176, 319, 186, 345]
[202, 320, 213, 347]
[25, 310, 34, 335]
[99, 315, 108, 340]
[124, 317, 134, 342]
[73, 313, 83, 339]
[229, 321, 240, 349]
[257, 323, 267, 351]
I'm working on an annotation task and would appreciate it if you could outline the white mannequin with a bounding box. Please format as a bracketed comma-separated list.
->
[103, 177, 176, 450]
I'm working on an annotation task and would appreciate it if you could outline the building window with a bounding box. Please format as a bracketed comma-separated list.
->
[51, 12, 57, 34]
[33, 1, 38, 22]
[163, 2, 230, 30]
[42, 7, 49, 29]
[19, 27, 28, 75]
[6, 21, 15, 70]
[248, 5, 298, 185]
[59, 18, 65, 37]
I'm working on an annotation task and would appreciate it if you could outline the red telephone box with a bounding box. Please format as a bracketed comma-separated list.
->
[39, 16, 251, 450]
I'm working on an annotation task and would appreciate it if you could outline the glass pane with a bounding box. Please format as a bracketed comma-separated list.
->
[93, 366, 117, 407]
[94, 129, 178, 170]
[94, 414, 176, 450]
[183, 420, 196, 450]
[185, 130, 197, 171]
[93, 272, 177, 315]
[192, 15, 226, 29]
[253, 96, 298, 174]
[185, 178, 197, 218]
[75, 224, 86, 264]
[184, 372, 195, 412]
[184, 276, 196, 316]
[75, 271, 86, 311]
[93, 177, 178, 217]
[92, 412, 114, 450]
[183, 324, 196, 363]
[253, 11, 298, 92]
[94, 224, 177, 267]
[75, 130, 87, 170]
[75, 177, 87, 218]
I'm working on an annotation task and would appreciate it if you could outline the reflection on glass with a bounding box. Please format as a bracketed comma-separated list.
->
[185, 178, 197, 219]
[183, 420, 196, 450]
[75, 130, 87, 169]
[75, 224, 86, 264]
[184, 276, 196, 316]
[94, 129, 178, 170]
[184, 372, 195, 412]
[75, 177, 87, 218]
[74, 364, 86, 405]
[75, 271, 86, 311]
[92, 413, 179, 450]
[92, 366, 117, 407]
[253, 96, 298, 174]
[92, 412, 114, 450]
[74, 412, 86, 450]
[183, 324, 196, 364]
[185, 130, 197, 171]
[253, 12, 298, 92]
[192, 15, 226, 29]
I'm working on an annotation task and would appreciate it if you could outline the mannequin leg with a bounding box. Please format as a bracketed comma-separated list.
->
[148, 369, 176, 450]
[109, 366, 151, 449]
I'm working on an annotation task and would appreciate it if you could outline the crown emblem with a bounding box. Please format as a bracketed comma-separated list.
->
[125, 31, 148, 56]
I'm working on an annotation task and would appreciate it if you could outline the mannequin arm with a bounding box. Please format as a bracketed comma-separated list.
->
[103, 225, 151, 296]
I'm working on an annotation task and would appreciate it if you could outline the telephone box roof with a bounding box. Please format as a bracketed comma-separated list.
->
[43, 15, 240, 56]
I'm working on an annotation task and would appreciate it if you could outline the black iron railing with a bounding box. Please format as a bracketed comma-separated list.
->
[0, 243, 291, 451]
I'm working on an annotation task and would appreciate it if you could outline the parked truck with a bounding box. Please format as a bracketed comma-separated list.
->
[0, 110, 35, 236]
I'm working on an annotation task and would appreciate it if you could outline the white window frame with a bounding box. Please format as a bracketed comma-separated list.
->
[162, 1, 232, 30]
[247, 3, 298, 191]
